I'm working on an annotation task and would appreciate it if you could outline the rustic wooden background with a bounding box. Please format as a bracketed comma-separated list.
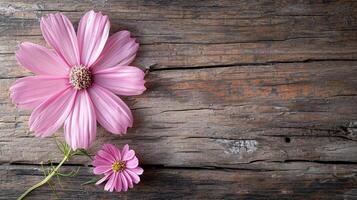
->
[1, 0, 357, 199]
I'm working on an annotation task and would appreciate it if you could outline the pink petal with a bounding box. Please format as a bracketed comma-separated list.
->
[16, 42, 69, 75]
[10, 76, 69, 109]
[102, 144, 121, 161]
[121, 144, 129, 156]
[122, 149, 135, 161]
[123, 170, 134, 188]
[95, 172, 112, 185]
[114, 172, 122, 192]
[94, 66, 146, 96]
[64, 90, 96, 150]
[126, 157, 139, 169]
[77, 10, 110, 67]
[104, 172, 117, 192]
[130, 167, 144, 175]
[93, 165, 112, 175]
[92, 31, 138, 72]
[97, 149, 116, 163]
[111, 172, 119, 192]
[29, 87, 76, 137]
[40, 13, 80, 67]
[120, 173, 128, 192]
[92, 156, 111, 166]
[125, 169, 140, 184]
[88, 84, 133, 135]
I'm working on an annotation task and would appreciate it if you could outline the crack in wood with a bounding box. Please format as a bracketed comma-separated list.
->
[148, 59, 357, 71]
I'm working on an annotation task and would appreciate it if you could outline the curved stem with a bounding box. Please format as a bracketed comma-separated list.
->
[17, 153, 69, 200]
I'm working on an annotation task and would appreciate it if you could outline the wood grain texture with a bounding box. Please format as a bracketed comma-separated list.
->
[1, 0, 357, 199]
[1, 0, 357, 70]
[1, 163, 357, 200]
[2, 61, 357, 167]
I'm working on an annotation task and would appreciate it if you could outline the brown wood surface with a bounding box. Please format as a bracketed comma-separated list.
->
[1, 0, 357, 199]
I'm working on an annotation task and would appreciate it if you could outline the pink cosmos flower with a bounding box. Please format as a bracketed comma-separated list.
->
[10, 11, 146, 149]
[93, 144, 143, 192]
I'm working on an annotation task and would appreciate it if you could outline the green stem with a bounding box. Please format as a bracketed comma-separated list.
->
[17, 153, 70, 200]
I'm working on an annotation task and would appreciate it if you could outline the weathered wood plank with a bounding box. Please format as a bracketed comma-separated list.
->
[1, 163, 357, 200]
[0, 0, 356, 71]
[1, 61, 357, 167]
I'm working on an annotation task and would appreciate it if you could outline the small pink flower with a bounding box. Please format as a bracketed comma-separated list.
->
[10, 11, 146, 149]
[93, 144, 143, 192]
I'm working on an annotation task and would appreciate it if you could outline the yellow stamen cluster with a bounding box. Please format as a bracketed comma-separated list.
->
[112, 161, 126, 172]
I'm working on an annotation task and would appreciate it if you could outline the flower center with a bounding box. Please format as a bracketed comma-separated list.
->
[112, 161, 126, 172]
[69, 66, 92, 90]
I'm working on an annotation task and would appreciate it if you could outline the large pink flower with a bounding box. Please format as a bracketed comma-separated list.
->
[93, 144, 143, 192]
[10, 11, 146, 149]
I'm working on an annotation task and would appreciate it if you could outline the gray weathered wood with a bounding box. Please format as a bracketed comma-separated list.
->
[1, 0, 357, 70]
[1, 163, 357, 200]
[1, 0, 357, 199]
